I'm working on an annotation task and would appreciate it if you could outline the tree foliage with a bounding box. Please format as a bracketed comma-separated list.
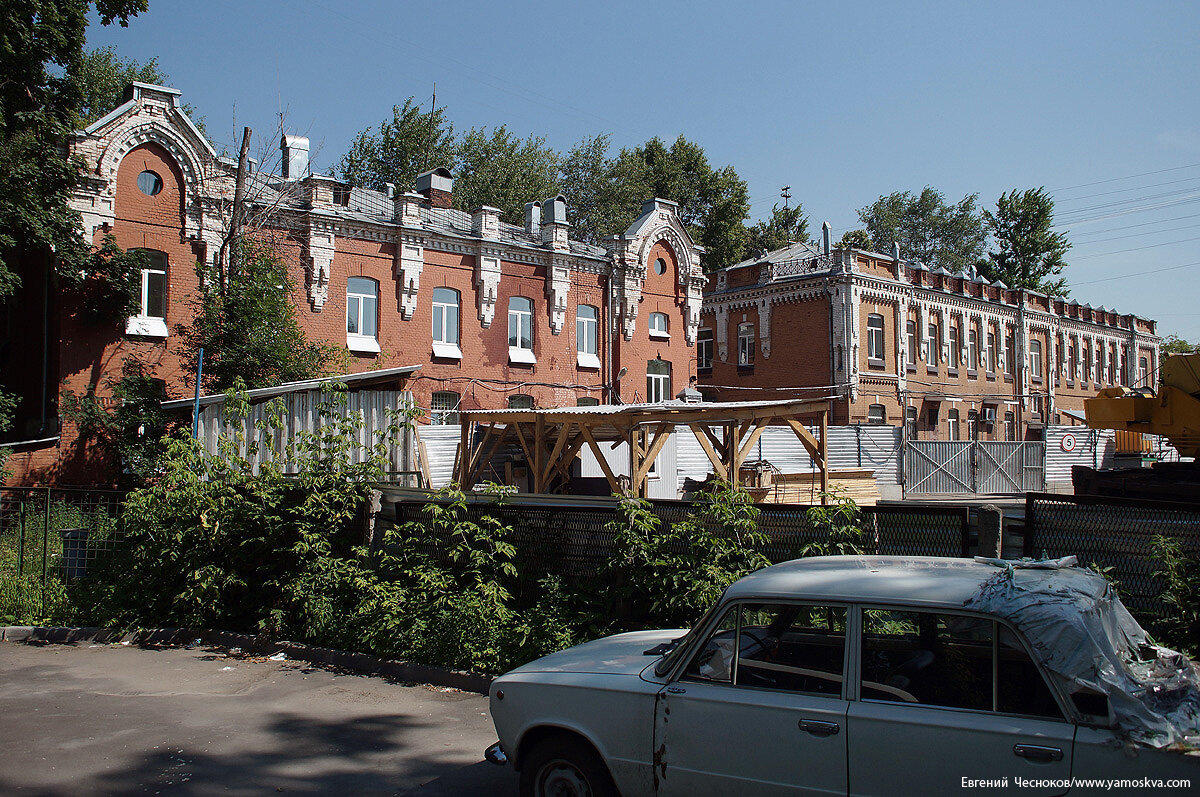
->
[980, 187, 1070, 296]
[857, 187, 988, 272]
[0, 1, 147, 300]
[835, 229, 872, 251]
[178, 239, 334, 392]
[743, 203, 810, 258]
[559, 133, 644, 246]
[66, 45, 206, 135]
[1162, 335, 1200, 356]
[452, 126, 560, 224]
[338, 98, 455, 193]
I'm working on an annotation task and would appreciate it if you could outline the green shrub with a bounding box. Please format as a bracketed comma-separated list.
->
[1152, 535, 1200, 656]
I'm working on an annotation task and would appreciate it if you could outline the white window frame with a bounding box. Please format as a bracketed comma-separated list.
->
[430, 391, 460, 425]
[647, 359, 672, 403]
[867, 314, 885, 363]
[947, 408, 960, 441]
[508, 296, 536, 364]
[125, 250, 169, 337]
[346, 276, 380, 353]
[948, 324, 961, 369]
[867, 404, 886, 425]
[431, 287, 462, 359]
[738, 322, 755, 366]
[968, 327, 979, 371]
[1138, 357, 1149, 386]
[698, 328, 713, 370]
[906, 320, 917, 367]
[648, 312, 670, 340]
[1029, 339, 1043, 381]
[576, 305, 600, 369]
[1004, 411, 1016, 442]
[987, 331, 997, 373]
[927, 321, 940, 365]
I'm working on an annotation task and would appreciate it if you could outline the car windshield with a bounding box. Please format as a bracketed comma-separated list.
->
[654, 596, 725, 677]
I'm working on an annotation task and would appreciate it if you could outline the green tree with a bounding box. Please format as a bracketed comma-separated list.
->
[559, 133, 644, 246]
[980, 187, 1070, 296]
[178, 239, 334, 392]
[452, 126, 560, 224]
[743, 203, 810, 259]
[1162, 335, 1200, 356]
[857, 187, 988, 272]
[338, 98, 455, 192]
[66, 46, 204, 134]
[614, 136, 750, 271]
[0, 1, 147, 300]
[835, 229, 872, 251]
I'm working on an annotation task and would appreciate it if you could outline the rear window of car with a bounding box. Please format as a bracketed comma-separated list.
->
[860, 608, 1063, 719]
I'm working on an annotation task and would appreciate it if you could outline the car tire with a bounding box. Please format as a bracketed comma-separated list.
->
[520, 736, 618, 797]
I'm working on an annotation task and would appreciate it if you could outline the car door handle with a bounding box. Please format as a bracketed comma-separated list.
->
[666, 686, 686, 694]
[1013, 744, 1063, 762]
[799, 719, 840, 737]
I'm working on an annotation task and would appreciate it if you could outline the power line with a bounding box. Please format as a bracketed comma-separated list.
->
[1053, 173, 1200, 205]
[1050, 162, 1200, 194]
[1072, 260, 1200, 286]
[1070, 234, 1200, 261]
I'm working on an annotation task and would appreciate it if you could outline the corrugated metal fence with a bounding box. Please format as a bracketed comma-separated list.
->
[904, 441, 1045, 495]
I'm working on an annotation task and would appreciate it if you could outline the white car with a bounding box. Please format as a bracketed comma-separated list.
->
[486, 555, 1200, 796]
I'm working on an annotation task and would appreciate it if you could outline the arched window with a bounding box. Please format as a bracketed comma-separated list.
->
[647, 359, 672, 403]
[927, 321, 940, 365]
[347, 277, 379, 353]
[432, 287, 461, 358]
[125, 249, 169, 338]
[867, 314, 885, 362]
[508, 297, 535, 364]
[649, 312, 669, 338]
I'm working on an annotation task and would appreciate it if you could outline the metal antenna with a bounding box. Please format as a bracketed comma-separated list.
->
[781, 186, 792, 209]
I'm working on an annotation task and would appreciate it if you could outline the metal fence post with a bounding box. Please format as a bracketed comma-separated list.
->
[17, 496, 26, 577]
[41, 487, 50, 616]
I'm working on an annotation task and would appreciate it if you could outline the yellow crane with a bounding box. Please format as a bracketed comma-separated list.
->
[1084, 353, 1200, 459]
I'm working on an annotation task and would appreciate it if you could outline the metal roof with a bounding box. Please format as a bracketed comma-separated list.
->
[160, 365, 421, 410]
[725, 555, 1102, 608]
[460, 397, 827, 420]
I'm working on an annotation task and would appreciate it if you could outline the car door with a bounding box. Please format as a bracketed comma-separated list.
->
[655, 602, 850, 796]
[847, 607, 1074, 797]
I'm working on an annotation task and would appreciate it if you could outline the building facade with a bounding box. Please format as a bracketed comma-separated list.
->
[699, 230, 1160, 441]
[2, 83, 703, 485]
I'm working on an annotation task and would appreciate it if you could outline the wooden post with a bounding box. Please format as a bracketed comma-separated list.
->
[820, 409, 829, 504]
[458, 418, 470, 487]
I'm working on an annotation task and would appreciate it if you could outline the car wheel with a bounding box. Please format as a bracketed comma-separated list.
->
[520, 736, 618, 797]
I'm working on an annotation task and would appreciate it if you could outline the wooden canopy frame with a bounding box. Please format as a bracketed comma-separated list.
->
[453, 399, 831, 502]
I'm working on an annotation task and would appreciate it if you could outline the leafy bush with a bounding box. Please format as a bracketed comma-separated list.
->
[1152, 535, 1200, 656]
[802, 489, 869, 557]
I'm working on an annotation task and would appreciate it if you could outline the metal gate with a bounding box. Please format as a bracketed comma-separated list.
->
[904, 441, 1044, 495]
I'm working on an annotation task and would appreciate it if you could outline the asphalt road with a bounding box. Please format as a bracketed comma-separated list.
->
[0, 641, 518, 796]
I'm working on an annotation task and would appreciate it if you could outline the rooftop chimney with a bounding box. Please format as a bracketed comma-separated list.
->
[525, 201, 541, 236]
[822, 221, 831, 256]
[415, 167, 453, 209]
[281, 134, 310, 180]
[540, 194, 569, 250]
[892, 242, 901, 261]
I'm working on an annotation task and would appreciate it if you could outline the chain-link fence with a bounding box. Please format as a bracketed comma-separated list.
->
[0, 487, 126, 623]
[389, 494, 970, 602]
[1024, 492, 1200, 617]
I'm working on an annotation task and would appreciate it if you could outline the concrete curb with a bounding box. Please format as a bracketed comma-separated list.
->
[0, 626, 494, 695]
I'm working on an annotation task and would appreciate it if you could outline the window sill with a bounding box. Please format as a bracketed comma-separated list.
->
[347, 335, 380, 354]
[1004, 374, 1014, 383]
[576, 352, 601, 370]
[867, 358, 886, 369]
[985, 372, 996, 381]
[906, 365, 917, 373]
[508, 346, 537, 365]
[432, 342, 463, 359]
[927, 367, 939, 375]
[1032, 377, 1043, 385]
[126, 316, 168, 338]
[947, 368, 959, 377]
[966, 369, 978, 379]
[649, 331, 671, 340]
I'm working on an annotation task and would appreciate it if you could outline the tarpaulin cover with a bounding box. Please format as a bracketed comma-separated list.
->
[967, 556, 1200, 749]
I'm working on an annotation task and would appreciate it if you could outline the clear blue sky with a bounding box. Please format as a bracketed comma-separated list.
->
[88, 0, 1200, 341]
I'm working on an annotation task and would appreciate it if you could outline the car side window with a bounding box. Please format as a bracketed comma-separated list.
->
[997, 625, 1064, 719]
[860, 609, 992, 711]
[683, 603, 847, 697]
[735, 604, 846, 696]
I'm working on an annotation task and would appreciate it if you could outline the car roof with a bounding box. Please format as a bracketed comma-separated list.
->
[725, 555, 1103, 609]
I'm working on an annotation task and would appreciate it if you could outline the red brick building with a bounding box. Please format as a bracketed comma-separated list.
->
[699, 226, 1160, 442]
[1, 83, 704, 485]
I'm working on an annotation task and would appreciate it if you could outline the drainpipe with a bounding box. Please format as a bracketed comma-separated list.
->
[602, 271, 611, 404]
[40, 250, 52, 435]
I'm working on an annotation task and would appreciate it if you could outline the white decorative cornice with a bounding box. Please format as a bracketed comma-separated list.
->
[305, 221, 335, 311]
[475, 253, 502, 328]
[395, 239, 424, 319]
[545, 256, 571, 334]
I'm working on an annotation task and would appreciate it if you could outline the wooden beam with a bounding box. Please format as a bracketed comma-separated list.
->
[635, 421, 673, 484]
[468, 423, 510, 486]
[511, 422, 535, 489]
[785, 418, 821, 463]
[689, 423, 727, 480]
[457, 421, 470, 486]
[820, 410, 829, 505]
[540, 421, 574, 490]
[736, 418, 772, 465]
[578, 424, 622, 495]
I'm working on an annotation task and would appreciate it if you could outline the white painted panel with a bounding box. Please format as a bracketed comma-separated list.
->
[1045, 425, 1115, 483]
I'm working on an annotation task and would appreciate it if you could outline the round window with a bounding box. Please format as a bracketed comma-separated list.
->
[654, 257, 667, 275]
[137, 170, 163, 196]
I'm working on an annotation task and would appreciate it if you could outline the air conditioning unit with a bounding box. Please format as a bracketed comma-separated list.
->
[983, 406, 997, 424]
